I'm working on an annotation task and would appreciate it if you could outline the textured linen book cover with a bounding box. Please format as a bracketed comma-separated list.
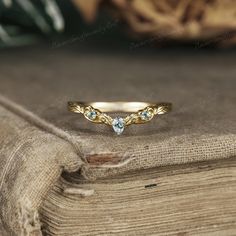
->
[0, 47, 236, 235]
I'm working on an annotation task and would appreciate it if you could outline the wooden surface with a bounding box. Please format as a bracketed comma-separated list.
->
[40, 157, 236, 236]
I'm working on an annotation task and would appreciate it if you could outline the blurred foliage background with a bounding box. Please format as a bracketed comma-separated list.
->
[0, 0, 235, 48]
[0, 0, 70, 47]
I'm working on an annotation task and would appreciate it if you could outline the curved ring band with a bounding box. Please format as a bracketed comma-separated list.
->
[68, 101, 172, 135]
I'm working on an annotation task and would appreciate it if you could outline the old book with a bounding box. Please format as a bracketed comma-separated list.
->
[40, 158, 236, 236]
[0, 46, 235, 235]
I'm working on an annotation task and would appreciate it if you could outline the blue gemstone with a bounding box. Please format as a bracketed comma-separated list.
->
[141, 110, 151, 120]
[87, 111, 97, 120]
[112, 117, 125, 135]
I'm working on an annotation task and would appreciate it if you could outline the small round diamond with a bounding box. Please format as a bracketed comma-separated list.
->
[87, 110, 97, 120]
[112, 117, 125, 135]
[140, 110, 152, 120]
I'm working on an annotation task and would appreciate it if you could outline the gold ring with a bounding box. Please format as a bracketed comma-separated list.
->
[68, 101, 172, 135]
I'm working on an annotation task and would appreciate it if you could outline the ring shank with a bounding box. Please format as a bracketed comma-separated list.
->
[68, 101, 172, 113]
[88, 102, 155, 112]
